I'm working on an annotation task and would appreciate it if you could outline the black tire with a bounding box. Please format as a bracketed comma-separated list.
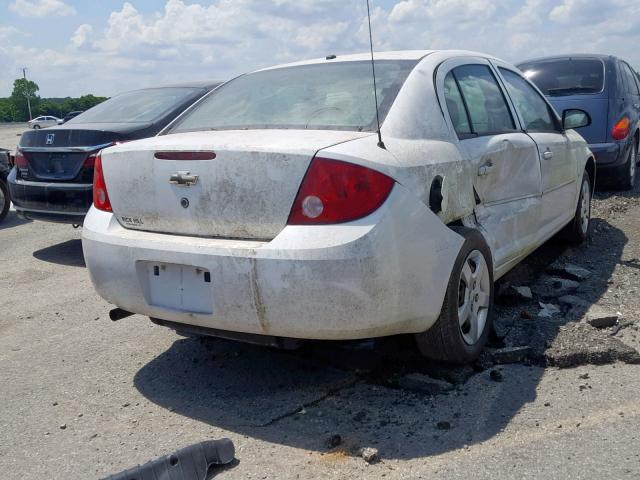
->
[0, 180, 9, 223]
[560, 170, 591, 244]
[416, 227, 494, 364]
[32, 124, 40, 129]
[617, 141, 637, 191]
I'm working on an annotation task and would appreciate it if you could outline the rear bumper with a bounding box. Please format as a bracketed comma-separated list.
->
[82, 185, 464, 340]
[7, 168, 91, 224]
[590, 142, 624, 169]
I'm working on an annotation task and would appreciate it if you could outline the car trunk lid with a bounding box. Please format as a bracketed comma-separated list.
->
[18, 125, 145, 181]
[102, 129, 372, 239]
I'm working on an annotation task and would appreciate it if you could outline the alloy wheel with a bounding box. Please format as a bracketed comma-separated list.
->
[457, 249, 491, 345]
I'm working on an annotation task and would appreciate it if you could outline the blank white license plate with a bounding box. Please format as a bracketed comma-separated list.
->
[141, 262, 213, 314]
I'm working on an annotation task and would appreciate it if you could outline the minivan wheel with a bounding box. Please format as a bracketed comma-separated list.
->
[0, 180, 9, 223]
[560, 170, 591, 244]
[416, 227, 493, 364]
[618, 141, 637, 190]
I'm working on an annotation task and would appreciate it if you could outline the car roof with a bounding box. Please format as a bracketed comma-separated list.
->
[254, 49, 505, 73]
[138, 80, 223, 90]
[517, 54, 617, 66]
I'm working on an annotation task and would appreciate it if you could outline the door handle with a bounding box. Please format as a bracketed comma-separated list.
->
[478, 161, 494, 176]
[543, 150, 553, 160]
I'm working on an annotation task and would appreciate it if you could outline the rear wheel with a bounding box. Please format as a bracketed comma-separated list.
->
[0, 180, 9, 223]
[32, 124, 40, 129]
[617, 141, 637, 190]
[416, 227, 494, 364]
[560, 170, 591, 244]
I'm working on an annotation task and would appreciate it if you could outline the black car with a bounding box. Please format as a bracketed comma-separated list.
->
[61, 110, 84, 124]
[8, 81, 221, 224]
[0, 148, 10, 222]
[518, 55, 640, 189]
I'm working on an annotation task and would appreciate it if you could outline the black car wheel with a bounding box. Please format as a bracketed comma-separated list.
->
[32, 124, 40, 129]
[560, 170, 591, 244]
[416, 227, 494, 364]
[618, 141, 637, 190]
[0, 180, 9, 223]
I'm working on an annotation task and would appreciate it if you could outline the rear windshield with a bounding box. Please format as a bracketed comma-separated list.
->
[68, 87, 202, 124]
[168, 60, 418, 133]
[518, 59, 605, 96]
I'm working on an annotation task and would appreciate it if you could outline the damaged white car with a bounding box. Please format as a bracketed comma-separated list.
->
[82, 50, 594, 364]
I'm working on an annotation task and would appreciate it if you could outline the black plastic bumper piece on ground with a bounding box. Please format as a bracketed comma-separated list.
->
[102, 438, 235, 480]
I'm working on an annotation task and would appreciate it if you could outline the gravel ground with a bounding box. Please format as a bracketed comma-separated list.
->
[0, 123, 28, 154]
[1, 172, 639, 479]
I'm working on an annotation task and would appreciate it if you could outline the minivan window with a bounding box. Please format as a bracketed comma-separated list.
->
[449, 65, 515, 136]
[500, 68, 558, 132]
[169, 61, 418, 133]
[518, 58, 605, 96]
[621, 62, 640, 96]
[70, 87, 202, 124]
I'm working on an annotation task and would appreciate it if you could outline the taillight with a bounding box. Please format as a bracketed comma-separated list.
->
[93, 153, 112, 212]
[15, 148, 27, 168]
[83, 153, 98, 168]
[287, 157, 394, 225]
[612, 116, 630, 140]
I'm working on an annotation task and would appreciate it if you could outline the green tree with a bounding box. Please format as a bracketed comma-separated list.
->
[9, 78, 40, 121]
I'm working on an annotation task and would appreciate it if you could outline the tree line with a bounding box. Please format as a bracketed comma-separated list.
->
[0, 78, 107, 122]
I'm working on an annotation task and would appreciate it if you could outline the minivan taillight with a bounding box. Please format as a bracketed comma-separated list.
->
[612, 116, 630, 140]
[287, 157, 394, 225]
[93, 153, 112, 212]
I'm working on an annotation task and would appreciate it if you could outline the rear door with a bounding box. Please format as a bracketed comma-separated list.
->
[619, 61, 640, 139]
[497, 66, 575, 235]
[437, 58, 542, 271]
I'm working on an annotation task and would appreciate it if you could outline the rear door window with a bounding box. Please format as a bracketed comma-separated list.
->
[621, 62, 640, 95]
[446, 64, 515, 137]
[499, 69, 559, 132]
[518, 58, 605, 96]
[443, 72, 472, 137]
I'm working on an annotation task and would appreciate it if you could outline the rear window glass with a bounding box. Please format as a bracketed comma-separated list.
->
[68, 87, 202, 124]
[169, 60, 418, 133]
[518, 59, 605, 96]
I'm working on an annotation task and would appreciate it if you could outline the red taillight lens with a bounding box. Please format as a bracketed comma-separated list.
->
[154, 151, 216, 160]
[287, 157, 394, 225]
[15, 148, 27, 168]
[93, 153, 112, 212]
[83, 153, 97, 168]
[612, 117, 630, 140]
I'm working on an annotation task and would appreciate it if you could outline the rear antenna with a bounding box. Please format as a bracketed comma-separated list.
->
[366, 0, 385, 149]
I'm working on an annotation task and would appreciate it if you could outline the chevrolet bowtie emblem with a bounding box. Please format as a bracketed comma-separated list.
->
[169, 171, 198, 186]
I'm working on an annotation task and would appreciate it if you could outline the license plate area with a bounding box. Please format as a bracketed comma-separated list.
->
[138, 261, 213, 314]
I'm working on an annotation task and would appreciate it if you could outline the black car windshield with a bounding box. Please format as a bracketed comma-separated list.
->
[518, 59, 605, 96]
[68, 87, 202, 123]
[169, 60, 418, 133]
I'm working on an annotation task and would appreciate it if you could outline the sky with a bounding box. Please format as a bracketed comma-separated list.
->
[1, 0, 639, 98]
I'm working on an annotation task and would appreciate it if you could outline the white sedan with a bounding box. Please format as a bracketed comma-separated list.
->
[82, 50, 594, 364]
[27, 115, 62, 129]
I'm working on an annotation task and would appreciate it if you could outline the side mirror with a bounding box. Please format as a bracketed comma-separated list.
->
[562, 109, 591, 130]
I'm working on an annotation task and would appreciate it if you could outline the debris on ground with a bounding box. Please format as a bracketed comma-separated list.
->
[584, 305, 620, 329]
[497, 284, 533, 304]
[436, 421, 451, 430]
[485, 346, 532, 364]
[489, 369, 504, 382]
[396, 373, 454, 395]
[546, 262, 592, 281]
[325, 434, 342, 449]
[538, 302, 560, 318]
[358, 447, 379, 464]
[544, 323, 640, 367]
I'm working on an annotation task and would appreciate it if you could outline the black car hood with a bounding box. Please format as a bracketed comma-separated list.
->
[20, 122, 156, 148]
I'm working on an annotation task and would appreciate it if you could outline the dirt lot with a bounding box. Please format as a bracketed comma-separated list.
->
[1, 171, 640, 479]
[0, 123, 28, 154]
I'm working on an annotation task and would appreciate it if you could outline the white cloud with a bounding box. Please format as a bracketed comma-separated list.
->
[3, 0, 640, 97]
[70, 24, 92, 48]
[8, 0, 76, 18]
